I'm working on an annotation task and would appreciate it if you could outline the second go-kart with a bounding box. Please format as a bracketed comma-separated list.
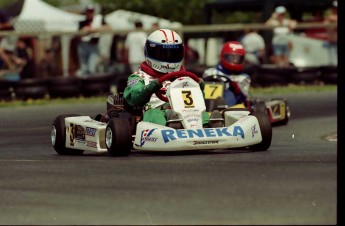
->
[203, 74, 291, 126]
[51, 71, 272, 157]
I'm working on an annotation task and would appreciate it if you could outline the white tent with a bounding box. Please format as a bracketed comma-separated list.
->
[10, 0, 85, 76]
[13, 0, 84, 32]
[105, 9, 182, 30]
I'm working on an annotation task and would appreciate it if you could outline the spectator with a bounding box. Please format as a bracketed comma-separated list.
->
[124, 20, 147, 73]
[240, 28, 266, 65]
[184, 37, 200, 66]
[15, 38, 35, 79]
[0, 9, 22, 72]
[265, 6, 297, 67]
[38, 48, 58, 78]
[76, 5, 107, 77]
[324, 0, 337, 65]
[303, 10, 327, 40]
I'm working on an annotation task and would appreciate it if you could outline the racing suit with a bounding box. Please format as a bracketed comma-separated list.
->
[203, 64, 251, 107]
[124, 62, 209, 126]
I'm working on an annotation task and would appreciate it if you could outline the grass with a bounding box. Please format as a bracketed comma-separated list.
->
[0, 84, 337, 108]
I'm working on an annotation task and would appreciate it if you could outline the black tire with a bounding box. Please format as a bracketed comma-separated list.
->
[14, 78, 48, 100]
[0, 79, 13, 101]
[51, 114, 84, 155]
[49, 84, 81, 98]
[47, 77, 81, 98]
[320, 65, 337, 84]
[81, 82, 110, 97]
[290, 67, 321, 84]
[105, 117, 132, 156]
[256, 64, 292, 86]
[81, 74, 114, 97]
[251, 100, 267, 114]
[250, 110, 272, 151]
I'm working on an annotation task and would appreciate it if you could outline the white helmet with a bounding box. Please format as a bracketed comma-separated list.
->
[144, 29, 184, 74]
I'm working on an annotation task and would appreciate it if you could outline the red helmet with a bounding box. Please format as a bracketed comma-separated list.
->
[220, 41, 245, 72]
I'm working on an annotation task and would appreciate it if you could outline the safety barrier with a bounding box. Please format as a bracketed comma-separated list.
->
[0, 64, 336, 101]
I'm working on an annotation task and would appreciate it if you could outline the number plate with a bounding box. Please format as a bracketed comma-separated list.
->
[204, 83, 224, 99]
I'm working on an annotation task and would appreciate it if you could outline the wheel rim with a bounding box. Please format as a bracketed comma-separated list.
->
[51, 125, 56, 145]
[105, 127, 113, 148]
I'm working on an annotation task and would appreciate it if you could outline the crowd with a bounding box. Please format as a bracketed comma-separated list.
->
[0, 2, 338, 83]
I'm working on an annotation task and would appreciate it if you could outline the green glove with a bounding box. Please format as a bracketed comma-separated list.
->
[145, 79, 163, 93]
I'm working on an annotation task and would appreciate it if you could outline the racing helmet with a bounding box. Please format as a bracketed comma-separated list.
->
[220, 41, 246, 72]
[145, 29, 184, 73]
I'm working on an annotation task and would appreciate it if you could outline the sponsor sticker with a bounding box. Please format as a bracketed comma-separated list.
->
[161, 126, 244, 143]
[86, 141, 97, 148]
[70, 123, 74, 146]
[193, 140, 219, 145]
[251, 124, 258, 138]
[140, 128, 158, 146]
[75, 125, 85, 141]
[86, 127, 97, 136]
[127, 78, 140, 86]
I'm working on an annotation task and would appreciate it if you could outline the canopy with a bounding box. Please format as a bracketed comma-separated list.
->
[1, 0, 86, 76]
[11, 0, 84, 32]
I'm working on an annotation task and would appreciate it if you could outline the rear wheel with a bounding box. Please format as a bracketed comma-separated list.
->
[250, 110, 272, 151]
[251, 100, 267, 114]
[105, 117, 132, 156]
[51, 114, 84, 155]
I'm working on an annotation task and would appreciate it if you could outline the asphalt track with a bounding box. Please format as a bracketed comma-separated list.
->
[0, 89, 337, 225]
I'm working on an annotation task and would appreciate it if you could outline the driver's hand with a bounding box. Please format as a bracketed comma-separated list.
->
[145, 79, 163, 94]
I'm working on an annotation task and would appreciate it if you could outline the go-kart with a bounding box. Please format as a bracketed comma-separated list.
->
[51, 71, 272, 157]
[203, 74, 291, 126]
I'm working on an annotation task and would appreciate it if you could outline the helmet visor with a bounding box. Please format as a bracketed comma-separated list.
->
[145, 41, 184, 63]
[223, 54, 245, 65]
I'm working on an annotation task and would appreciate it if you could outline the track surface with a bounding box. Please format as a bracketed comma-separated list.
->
[0, 90, 337, 225]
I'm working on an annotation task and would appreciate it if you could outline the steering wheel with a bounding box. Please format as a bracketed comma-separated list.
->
[155, 71, 200, 102]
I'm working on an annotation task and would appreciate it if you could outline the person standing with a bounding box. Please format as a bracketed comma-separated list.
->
[324, 1, 337, 66]
[124, 20, 147, 73]
[0, 9, 21, 71]
[76, 5, 103, 77]
[240, 29, 266, 65]
[265, 6, 297, 67]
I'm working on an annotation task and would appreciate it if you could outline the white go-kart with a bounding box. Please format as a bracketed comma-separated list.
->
[51, 71, 272, 156]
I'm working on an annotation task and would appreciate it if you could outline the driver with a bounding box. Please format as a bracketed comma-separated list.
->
[203, 41, 251, 107]
[123, 29, 209, 126]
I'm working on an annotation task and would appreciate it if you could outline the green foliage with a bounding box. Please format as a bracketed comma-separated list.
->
[96, 0, 208, 25]
[42, 0, 208, 25]
[0, 0, 14, 7]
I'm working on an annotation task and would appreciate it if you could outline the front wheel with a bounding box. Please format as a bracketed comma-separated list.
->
[250, 110, 272, 151]
[51, 114, 84, 155]
[105, 117, 132, 156]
